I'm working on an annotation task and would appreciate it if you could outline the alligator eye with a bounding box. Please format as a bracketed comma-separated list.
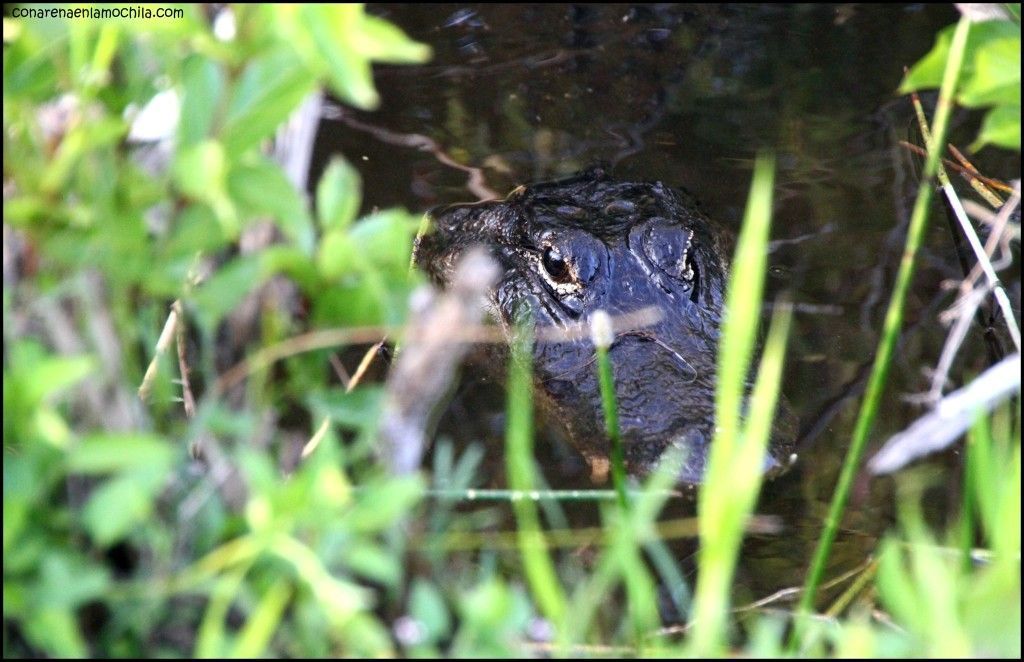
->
[542, 246, 572, 283]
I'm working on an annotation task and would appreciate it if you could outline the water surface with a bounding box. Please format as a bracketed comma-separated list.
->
[314, 3, 1017, 608]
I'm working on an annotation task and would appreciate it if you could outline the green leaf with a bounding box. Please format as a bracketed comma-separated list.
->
[341, 541, 403, 587]
[959, 29, 1021, 107]
[345, 475, 424, 532]
[901, 20, 1020, 95]
[901, 27, 951, 93]
[177, 55, 223, 147]
[316, 228, 363, 280]
[300, 6, 379, 110]
[307, 386, 384, 431]
[2, 20, 63, 100]
[355, 16, 432, 64]
[178, 55, 225, 148]
[341, 613, 395, 657]
[453, 581, 533, 657]
[260, 245, 321, 293]
[316, 157, 362, 232]
[231, 579, 292, 658]
[81, 471, 164, 546]
[173, 140, 227, 200]
[191, 254, 263, 330]
[3, 460, 37, 556]
[311, 283, 380, 326]
[228, 157, 316, 254]
[348, 209, 420, 277]
[37, 551, 111, 610]
[23, 607, 88, 657]
[163, 203, 229, 262]
[409, 580, 451, 641]
[18, 351, 96, 405]
[971, 104, 1021, 151]
[875, 539, 919, 633]
[222, 48, 317, 156]
[66, 433, 174, 474]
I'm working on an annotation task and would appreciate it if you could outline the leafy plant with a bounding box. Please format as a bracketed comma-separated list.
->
[901, 8, 1022, 151]
[4, 4, 432, 657]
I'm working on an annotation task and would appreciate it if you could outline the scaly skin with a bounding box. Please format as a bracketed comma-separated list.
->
[414, 168, 794, 485]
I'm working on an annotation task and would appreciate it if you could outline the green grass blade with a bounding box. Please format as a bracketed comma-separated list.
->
[690, 152, 782, 655]
[231, 578, 292, 657]
[793, 14, 974, 642]
[592, 310, 629, 510]
[506, 314, 568, 630]
[563, 447, 686, 645]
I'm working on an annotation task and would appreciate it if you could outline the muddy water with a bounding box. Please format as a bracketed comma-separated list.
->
[313, 4, 1018, 609]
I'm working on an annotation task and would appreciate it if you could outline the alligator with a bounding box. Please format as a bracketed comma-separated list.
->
[413, 168, 795, 485]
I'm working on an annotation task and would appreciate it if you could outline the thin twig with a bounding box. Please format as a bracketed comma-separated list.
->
[138, 301, 181, 402]
[908, 282, 993, 404]
[427, 487, 683, 501]
[947, 142, 1009, 203]
[327, 353, 352, 389]
[346, 339, 385, 393]
[215, 307, 663, 394]
[959, 183, 1020, 296]
[899, 140, 1011, 202]
[173, 300, 196, 418]
[423, 514, 781, 553]
[300, 417, 330, 460]
[869, 352, 1021, 474]
[323, 104, 499, 201]
[655, 557, 875, 636]
[940, 180, 1021, 351]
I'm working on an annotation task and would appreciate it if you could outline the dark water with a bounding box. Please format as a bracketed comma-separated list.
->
[313, 4, 1017, 608]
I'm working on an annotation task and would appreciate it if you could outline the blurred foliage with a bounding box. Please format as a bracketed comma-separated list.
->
[901, 7, 1022, 151]
[2, 3, 1021, 659]
[2, 4, 440, 657]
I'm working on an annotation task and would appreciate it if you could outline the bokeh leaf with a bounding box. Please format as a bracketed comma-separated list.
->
[81, 471, 166, 546]
[300, 5, 379, 110]
[316, 228, 362, 280]
[409, 580, 451, 641]
[178, 55, 224, 148]
[316, 156, 362, 232]
[191, 254, 263, 330]
[355, 15, 432, 64]
[347, 209, 420, 277]
[900, 20, 1020, 94]
[173, 140, 227, 201]
[229, 156, 316, 254]
[222, 48, 317, 156]
[66, 433, 174, 475]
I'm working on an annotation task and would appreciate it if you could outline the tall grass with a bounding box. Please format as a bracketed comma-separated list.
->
[792, 15, 975, 640]
[689, 153, 793, 655]
[505, 314, 568, 629]
[592, 310, 630, 510]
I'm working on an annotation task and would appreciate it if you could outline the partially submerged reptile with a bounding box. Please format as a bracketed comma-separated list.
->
[414, 168, 794, 485]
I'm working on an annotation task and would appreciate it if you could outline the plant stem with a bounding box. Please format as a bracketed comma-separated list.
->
[592, 308, 629, 510]
[506, 315, 568, 630]
[792, 14, 973, 645]
[690, 153, 781, 656]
